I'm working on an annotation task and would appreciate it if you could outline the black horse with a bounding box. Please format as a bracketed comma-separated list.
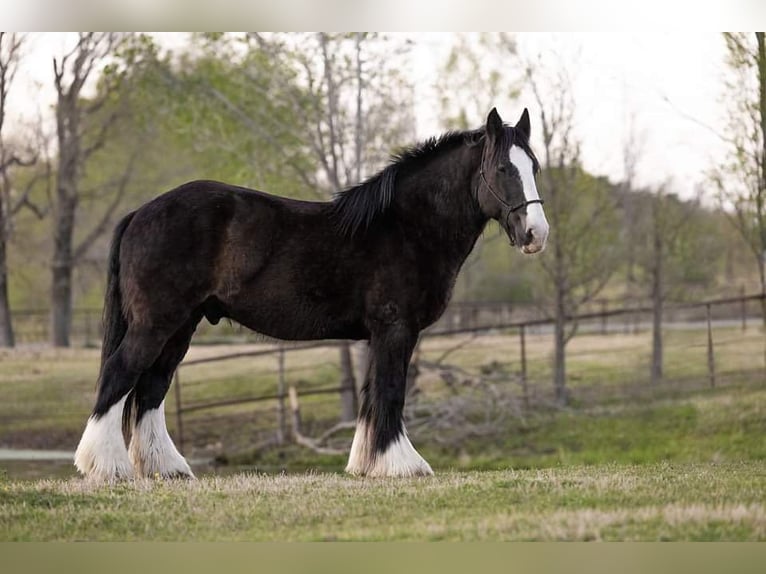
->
[74, 108, 549, 480]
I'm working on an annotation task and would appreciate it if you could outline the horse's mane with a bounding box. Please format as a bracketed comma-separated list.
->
[331, 124, 537, 237]
[331, 129, 483, 237]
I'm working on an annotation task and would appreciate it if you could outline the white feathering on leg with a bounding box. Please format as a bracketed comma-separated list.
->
[345, 420, 433, 477]
[74, 394, 134, 482]
[367, 426, 433, 477]
[345, 419, 372, 475]
[128, 400, 194, 478]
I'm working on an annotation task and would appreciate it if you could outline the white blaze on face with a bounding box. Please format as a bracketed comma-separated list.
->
[509, 145, 549, 254]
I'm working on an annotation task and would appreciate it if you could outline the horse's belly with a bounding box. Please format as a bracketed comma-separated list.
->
[224, 291, 368, 342]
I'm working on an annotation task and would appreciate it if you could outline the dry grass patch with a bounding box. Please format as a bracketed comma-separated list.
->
[2, 462, 764, 541]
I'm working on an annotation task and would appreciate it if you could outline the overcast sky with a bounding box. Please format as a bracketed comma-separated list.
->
[8, 32, 730, 200]
[410, 33, 728, 199]
[527, 33, 727, 197]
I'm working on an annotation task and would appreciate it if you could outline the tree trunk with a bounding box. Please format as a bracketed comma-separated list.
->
[50, 195, 76, 347]
[350, 340, 369, 395]
[553, 274, 567, 406]
[650, 290, 662, 386]
[650, 288, 663, 385]
[650, 196, 664, 385]
[757, 32, 766, 367]
[51, 69, 80, 348]
[551, 183, 569, 406]
[759, 258, 766, 369]
[623, 182, 637, 303]
[50, 259, 73, 347]
[338, 342, 358, 422]
[0, 224, 14, 347]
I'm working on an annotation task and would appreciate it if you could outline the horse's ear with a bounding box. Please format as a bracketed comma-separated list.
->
[486, 107, 504, 141]
[515, 108, 531, 141]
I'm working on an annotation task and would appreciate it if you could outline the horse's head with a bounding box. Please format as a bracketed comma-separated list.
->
[478, 108, 549, 254]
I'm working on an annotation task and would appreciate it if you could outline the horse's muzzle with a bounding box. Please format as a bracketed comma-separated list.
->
[521, 226, 547, 254]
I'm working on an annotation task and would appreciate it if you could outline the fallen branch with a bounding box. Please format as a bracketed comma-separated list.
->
[288, 385, 350, 456]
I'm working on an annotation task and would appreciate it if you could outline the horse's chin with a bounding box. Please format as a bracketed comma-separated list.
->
[521, 243, 545, 255]
[502, 226, 524, 249]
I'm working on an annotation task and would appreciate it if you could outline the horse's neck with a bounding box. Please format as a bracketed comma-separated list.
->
[396, 149, 487, 258]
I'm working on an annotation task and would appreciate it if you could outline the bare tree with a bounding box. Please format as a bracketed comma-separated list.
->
[620, 112, 645, 304]
[0, 33, 39, 347]
[713, 33, 766, 347]
[646, 187, 677, 384]
[639, 186, 722, 384]
[649, 189, 665, 385]
[617, 120, 670, 385]
[437, 33, 519, 130]
[525, 55, 622, 405]
[50, 32, 144, 347]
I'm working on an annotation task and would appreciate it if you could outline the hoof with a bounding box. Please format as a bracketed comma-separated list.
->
[149, 470, 197, 480]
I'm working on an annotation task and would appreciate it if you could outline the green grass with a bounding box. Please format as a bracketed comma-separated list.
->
[464, 385, 766, 469]
[1, 462, 764, 540]
[1, 330, 764, 542]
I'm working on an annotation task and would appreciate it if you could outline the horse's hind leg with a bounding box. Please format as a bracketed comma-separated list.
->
[75, 325, 173, 482]
[127, 314, 201, 479]
[346, 325, 433, 477]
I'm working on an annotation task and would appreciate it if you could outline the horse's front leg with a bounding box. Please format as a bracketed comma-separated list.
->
[345, 324, 433, 477]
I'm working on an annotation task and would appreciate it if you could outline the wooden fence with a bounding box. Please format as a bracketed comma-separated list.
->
[169, 292, 766, 454]
[9, 287, 756, 345]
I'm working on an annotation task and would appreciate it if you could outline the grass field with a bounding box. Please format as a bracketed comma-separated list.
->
[1, 462, 764, 541]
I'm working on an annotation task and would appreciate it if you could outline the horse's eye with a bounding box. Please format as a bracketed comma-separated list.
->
[497, 166, 506, 173]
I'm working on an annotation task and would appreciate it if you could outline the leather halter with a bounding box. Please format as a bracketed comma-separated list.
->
[479, 169, 544, 214]
[479, 168, 544, 246]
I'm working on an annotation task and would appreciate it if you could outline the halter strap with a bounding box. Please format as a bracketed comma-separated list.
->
[479, 169, 544, 213]
[479, 168, 544, 247]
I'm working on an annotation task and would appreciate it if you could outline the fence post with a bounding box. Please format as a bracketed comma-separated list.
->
[600, 300, 608, 335]
[519, 324, 529, 411]
[706, 303, 716, 388]
[173, 370, 185, 454]
[288, 385, 301, 437]
[276, 344, 286, 445]
[741, 285, 747, 332]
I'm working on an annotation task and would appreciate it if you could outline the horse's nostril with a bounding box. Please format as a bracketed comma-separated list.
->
[524, 229, 534, 245]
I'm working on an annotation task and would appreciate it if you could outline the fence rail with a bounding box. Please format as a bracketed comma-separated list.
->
[1, 292, 763, 456]
[10, 286, 759, 345]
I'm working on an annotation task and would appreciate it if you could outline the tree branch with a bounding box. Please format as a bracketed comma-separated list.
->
[72, 151, 137, 263]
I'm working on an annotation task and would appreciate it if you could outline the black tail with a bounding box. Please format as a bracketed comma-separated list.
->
[99, 211, 136, 381]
